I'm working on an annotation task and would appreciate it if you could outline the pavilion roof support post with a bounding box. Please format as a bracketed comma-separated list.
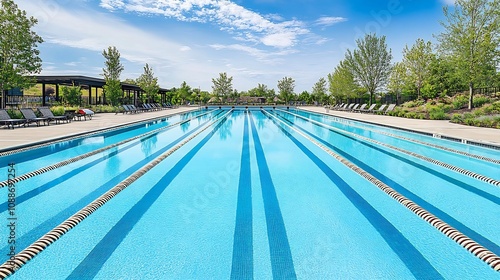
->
[55, 84, 59, 103]
[42, 83, 46, 106]
[88, 86, 92, 106]
[95, 87, 99, 105]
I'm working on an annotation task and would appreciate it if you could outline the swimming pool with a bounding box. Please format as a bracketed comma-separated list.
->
[0, 107, 499, 279]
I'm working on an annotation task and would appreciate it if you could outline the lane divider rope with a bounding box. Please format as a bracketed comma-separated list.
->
[279, 110, 500, 188]
[0, 109, 232, 279]
[0, 110, 217, 188]
[264, 109, 500, 272]
[296, 110, 500, 164]
[0, 108, 204, 158]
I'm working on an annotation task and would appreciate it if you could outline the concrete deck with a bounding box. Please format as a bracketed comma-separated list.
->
[1, 106, 499, 151]
[300, 106, 500, 148]
[0, 106, 199, 151]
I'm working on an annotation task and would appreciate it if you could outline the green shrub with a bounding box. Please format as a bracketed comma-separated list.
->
[403, 99, 424, 108]
[50, 106, 66, 116]
[89, 105, 118, 113]
[450, 113, 463, 123]
[452, 94, 468, 109]
[473, 96, 490, 108]
[62, 85, 83, 106]
[429, 110, 450, 120]
[7, 109, 22, 119]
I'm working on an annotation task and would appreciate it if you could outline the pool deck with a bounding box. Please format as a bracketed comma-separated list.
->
[300, 106, 500, 148]
[1, 105, 499, 151]
[0, 106, 199, 151]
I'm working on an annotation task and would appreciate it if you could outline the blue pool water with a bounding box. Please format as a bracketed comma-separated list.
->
[0, 107, 499, 279]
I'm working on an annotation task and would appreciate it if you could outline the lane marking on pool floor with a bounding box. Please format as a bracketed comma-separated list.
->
[0, 109, 219, 188]
[0, 116, 218, 255]
[0, 110, 233, 279]
[279, 110, 500, 188]
[66, 111, 231, 279]
[272, 111, 500, 255]
[264, 111, 442, 279]
[248, 111, 297, 279]
[297, 110, 500, 165]
[264, 109, 500, 272]
[230, 112, 254, 279]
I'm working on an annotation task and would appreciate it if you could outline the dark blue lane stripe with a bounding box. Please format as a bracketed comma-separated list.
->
[249, 112, 296, 280]
[275, 112, 500, 256]
[230, 112, 253, 279]
[266, 111, 443, 280]
[0, 137, 143, 213]
[0, 111, 225, 214]
[282, 112, 500, 206]
[0, 121, 212, 263]
[67, 114, 229, 280]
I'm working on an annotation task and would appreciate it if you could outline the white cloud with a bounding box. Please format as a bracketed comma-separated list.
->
[315, 16, 347, 27]
[99, 0, 309, 48]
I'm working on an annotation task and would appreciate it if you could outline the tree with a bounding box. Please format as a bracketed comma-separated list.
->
[277, 76, 295, 104]
[387, 62, 407, 104]
[102, 46, 124, 105]
[344, 33, 392, 105]
[176, 81, 191, 105]
[298, 90, 312, 104]
[137, 63, 159, 103]
[402, 38, 434, 99]
[328, 60, 361, 104]
[312, 77, 328, 104]
[61, 85, 82, 106]
[0, 0, 43, 108]
[212, 72, 233, 102]
[437, 0, 500, 109]
[254, 83, 270, 97]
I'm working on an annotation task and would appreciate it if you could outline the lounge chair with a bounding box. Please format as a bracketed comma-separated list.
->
[74, 109, 94, 121]
[0, 109, 25, 129]
[38, 107, 70, 124]
[383, 104, 396, 115]
[359, 104, 377, 113]
[340, 103, 355, 111]
[350, 104, 360, 111]
[20, 108, 50, 126]
[121, 105, 134, 114]
[354, 104, 367, 112]
[373, 104, 387, 114]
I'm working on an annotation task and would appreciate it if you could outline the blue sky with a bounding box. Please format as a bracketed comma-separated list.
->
[16, 0, 454, 93]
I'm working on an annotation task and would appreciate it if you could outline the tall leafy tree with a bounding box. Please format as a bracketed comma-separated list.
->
[328, 60, 360, 104]
[437, 0, 500, 109]
[211, 72, 233, 102]
[427, 55, 464, 95]
[254, 83, 270, 97]
[344, 33, 392, 105]
[102, 46, 124, 105]
[312, 77, 328, 104]
[387, 62, 407, 104]
[176, 81, 191, 105]
[402, 39, 434, 99]
[137, 63, 159, 103]
[0, 0, 43, 108]
[277, 76, 295, 104]
[298, 90, 312, 104]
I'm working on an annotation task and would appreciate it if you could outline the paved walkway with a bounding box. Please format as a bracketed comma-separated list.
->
[1, 106, 499, 151]
[300, 106, 500, 147]
[0, 106, 199, 151]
